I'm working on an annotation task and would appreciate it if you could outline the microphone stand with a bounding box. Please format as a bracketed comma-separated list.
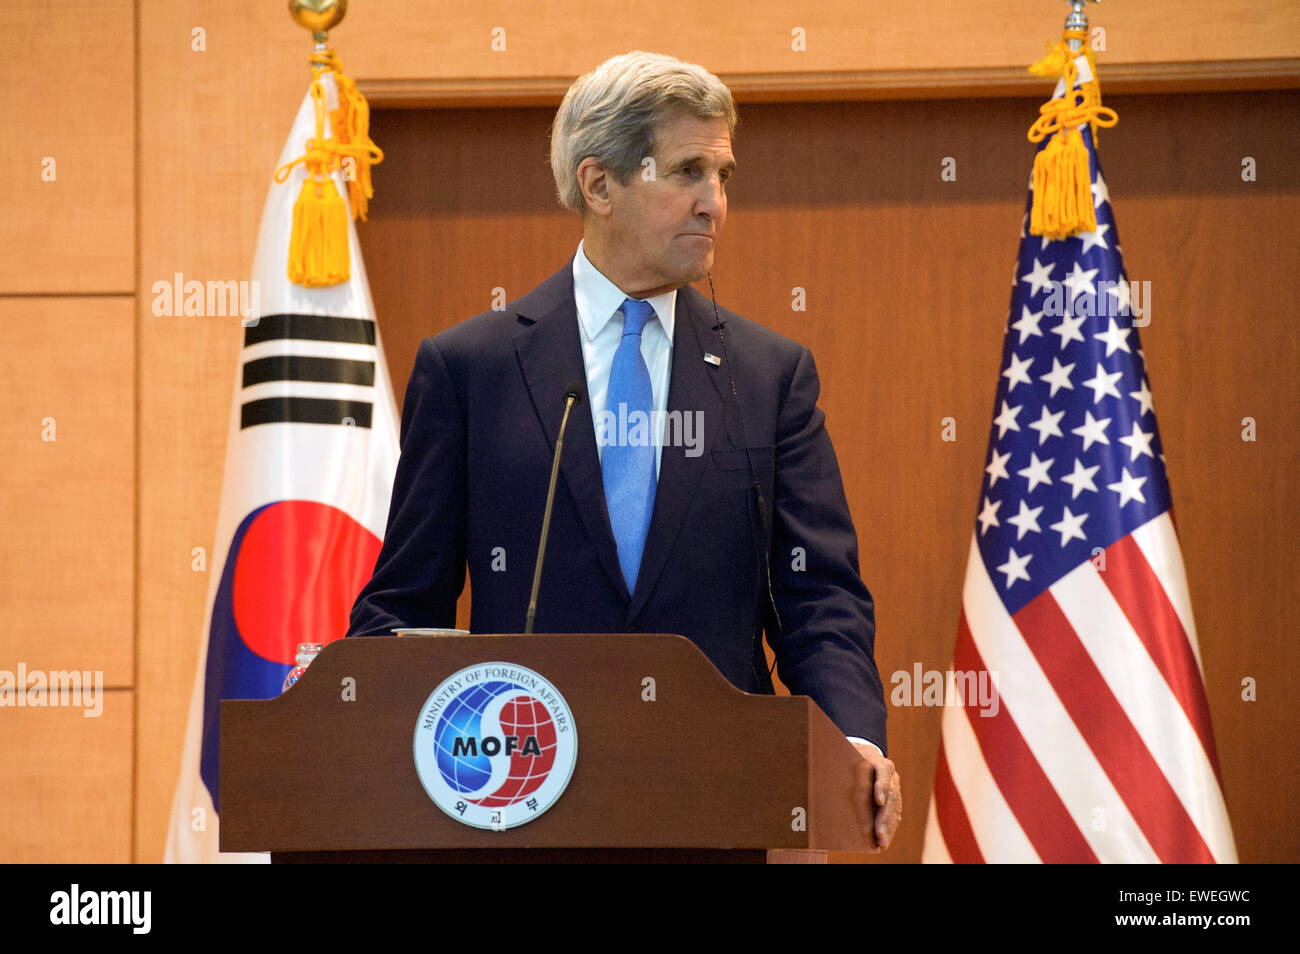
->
[525, 381, 585, 634]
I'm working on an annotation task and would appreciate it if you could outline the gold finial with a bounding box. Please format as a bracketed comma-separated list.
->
[289, 0, 348, 45]
[1063, 0, 1099, 50]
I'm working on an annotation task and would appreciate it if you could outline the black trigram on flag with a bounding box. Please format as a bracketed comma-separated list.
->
[240, 313, 378, 429]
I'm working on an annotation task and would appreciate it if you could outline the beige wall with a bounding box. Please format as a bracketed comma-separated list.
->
[1, 0, 136, 862]
[2, 0, 1297, 863]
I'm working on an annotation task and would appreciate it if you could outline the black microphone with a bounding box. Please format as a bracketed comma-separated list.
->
[524, 379, 586, 634]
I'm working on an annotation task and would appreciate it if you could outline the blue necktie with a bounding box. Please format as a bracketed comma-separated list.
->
[602, 298, 657, 593]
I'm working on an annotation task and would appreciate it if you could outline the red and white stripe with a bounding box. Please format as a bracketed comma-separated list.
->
[922, 512, 1236, 863]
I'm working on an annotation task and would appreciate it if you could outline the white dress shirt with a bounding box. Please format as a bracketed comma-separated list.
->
[573, 239, 675, 478]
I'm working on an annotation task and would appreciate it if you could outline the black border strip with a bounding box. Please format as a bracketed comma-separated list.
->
[243, 313, 376, 346]
[242, 355, 376, 388]
[240, 397, 373, 429]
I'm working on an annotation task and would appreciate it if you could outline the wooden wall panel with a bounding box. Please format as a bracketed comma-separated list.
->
[341, 0, 1300, 105]
[134, 1, 318, 864]
[0, 0, 134, 293]
[355, 89, 1299, 863]
[0, 690, 133, 863]
[1113, 93, 1300, 867]
[0, 297, 134, 686]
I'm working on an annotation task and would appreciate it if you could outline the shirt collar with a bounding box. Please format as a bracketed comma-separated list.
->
[573, 239, 677, 344]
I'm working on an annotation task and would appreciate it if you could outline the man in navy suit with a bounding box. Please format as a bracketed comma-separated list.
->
[347, 51, 901, 849]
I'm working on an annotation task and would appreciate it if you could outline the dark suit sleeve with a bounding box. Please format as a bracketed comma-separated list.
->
[346, 337, 467, 637]
[765, 345, 888, 753]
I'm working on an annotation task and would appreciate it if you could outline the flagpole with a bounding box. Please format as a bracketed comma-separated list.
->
[1063, 1, 1096, 51]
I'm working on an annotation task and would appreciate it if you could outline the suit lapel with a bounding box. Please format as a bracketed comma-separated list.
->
[514, 260, 631, 603]
[627, 285, 727, 620]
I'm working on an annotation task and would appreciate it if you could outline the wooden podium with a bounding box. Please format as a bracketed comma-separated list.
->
[220, 633, 875, 863]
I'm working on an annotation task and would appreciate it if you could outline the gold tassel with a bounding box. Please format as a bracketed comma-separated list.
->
[1026, 32, 1117, 240]
[288, 174, 350, 287]
[1031, 113, 1097, 240]
[273, 49, 384, 287]
[329, 69, 381, 223]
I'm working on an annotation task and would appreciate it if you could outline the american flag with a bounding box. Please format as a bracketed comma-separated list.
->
[922, 91, 1236, 863]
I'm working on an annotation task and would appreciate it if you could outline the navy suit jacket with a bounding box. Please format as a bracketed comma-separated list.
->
[346, 257, 887, 751]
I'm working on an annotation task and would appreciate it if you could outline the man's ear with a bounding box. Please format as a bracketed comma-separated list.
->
[576, 157, 613, 217]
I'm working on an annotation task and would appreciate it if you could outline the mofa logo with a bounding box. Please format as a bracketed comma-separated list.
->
[413, 662, 577, 830]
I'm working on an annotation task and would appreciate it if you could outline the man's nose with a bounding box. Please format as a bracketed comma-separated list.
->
[695, 176, 726, 225]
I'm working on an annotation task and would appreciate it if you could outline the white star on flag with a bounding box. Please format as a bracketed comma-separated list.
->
[977, 497, 1002, 536]
[1039, 357, 1076, 397]
[996, 547, 1033, 586]
[1071, 410, 1111, 450]
[1028, 405, 1066, 445]
[986, 448, 1012, 487]
[1060, 458, 1101, 498]
[1006, 499, 1044, 539]
[1062, 261, 1100, 302]
[1107, 467, 1147, 507]
[1093, 317, 1133, 357]
[1077, 223, 1110, 254]
[1017, 452, 1054, 492]
[1049, 506, 1089, 546]
[1091, 174, 1110, 208]
[1118, 421, 1156, 461]
[1081, 366, 1123, 403]
[993, 400, 1023, 438]
[1002, 353, 1035, 391]
[1011, 305, 1045, 344]
[1021, 257, 1056, 296]
[1130, 378, 1155, 416]
[1050, 311, 1088, 350]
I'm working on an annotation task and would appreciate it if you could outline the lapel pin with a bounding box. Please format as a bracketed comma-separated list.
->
[703, 352, 722, 366]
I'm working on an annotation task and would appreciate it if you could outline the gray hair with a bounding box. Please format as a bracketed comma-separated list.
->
[549, 51, 738, 216]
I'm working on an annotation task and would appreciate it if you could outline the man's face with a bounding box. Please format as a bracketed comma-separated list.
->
[597, 111, 735, 298]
